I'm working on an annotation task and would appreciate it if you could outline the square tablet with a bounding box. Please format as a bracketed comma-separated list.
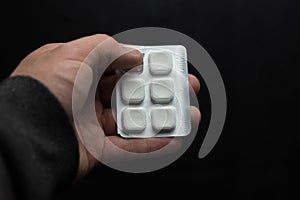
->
[121, 78, 145, 104]
[151, 107, 176, 132]
[122, 108, 146, 133]
[148, 51, 173, 75]
[150, 78, 174, 104]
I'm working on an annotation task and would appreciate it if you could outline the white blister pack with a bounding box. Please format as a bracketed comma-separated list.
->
[115, 45, 191, 138]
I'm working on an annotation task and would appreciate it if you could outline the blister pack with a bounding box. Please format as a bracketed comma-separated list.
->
[115, 45, 191, 138]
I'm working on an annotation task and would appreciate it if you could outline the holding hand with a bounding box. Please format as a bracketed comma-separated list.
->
[12, 34, 201, 179]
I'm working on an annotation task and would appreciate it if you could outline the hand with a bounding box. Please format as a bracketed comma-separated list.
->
[11, 34, 201, 179]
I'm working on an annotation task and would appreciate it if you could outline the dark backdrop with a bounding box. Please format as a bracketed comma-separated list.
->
[1, 0, 297, 199]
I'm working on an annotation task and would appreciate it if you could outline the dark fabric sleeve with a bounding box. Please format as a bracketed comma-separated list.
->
[0, 76, 79, 200]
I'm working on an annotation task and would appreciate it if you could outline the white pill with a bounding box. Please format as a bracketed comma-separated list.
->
[150, 78, 174, 104]
[151, 107, 176, 132]
[121, 78, 145, 104]
[122, 108, 146, 133]
[148, 51, 173, 75]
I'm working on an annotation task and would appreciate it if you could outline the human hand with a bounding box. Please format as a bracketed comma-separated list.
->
[11, 34, 201, 179]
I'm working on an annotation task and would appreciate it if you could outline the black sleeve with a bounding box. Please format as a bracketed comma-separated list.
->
[0, 76, 79, 200]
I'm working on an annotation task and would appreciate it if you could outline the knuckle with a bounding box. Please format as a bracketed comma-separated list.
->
[59, 42, 79, 55]
[92, 33, 111, 41]
[60, 42, 73, 50]
[36, 43, 61, 53]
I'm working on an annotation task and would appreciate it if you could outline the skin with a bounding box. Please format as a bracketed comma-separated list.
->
[11, 34, 201, 180]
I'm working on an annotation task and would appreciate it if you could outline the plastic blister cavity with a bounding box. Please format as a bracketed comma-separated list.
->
[115, 45, 191, 138]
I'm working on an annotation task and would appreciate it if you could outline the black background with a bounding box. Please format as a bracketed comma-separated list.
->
[1, 0, 297, 199]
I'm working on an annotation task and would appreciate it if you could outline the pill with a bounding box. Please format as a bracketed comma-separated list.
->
[150, 78, 174, 104]
[122, 108, 146, 133]
[149, 51, 173, 75]
[151, 107, 176, 132]
[121, 78, 145, 104]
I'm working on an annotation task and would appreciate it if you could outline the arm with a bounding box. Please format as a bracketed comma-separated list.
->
[0, 76, 78, 200]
